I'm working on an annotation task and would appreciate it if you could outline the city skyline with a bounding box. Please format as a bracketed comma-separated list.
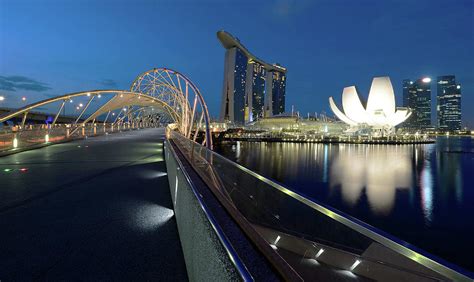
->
[1, 1, 474, 280]
[0, 0, 473, 126]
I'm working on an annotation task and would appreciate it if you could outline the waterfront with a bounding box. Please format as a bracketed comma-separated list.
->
[215, 136, 474, 272]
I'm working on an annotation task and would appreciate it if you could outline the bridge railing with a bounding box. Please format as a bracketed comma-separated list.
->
[0, 122, 159, 154]
[169, 130, 472, 281]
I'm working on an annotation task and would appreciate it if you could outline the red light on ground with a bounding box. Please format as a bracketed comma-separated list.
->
[19, 168, 28, 172]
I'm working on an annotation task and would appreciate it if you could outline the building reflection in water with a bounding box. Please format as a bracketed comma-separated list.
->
[420, 158, 434, 224]
[222, 139, 466, 222]
[330, 144, 413, 215]
[216, 137, 474, 271]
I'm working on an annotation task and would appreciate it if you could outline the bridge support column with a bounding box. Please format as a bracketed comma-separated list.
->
[13, 133, 18, 149]
[21, 112, 28, 129]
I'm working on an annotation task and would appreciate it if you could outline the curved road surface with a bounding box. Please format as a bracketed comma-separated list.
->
[0, 128, 187, 280]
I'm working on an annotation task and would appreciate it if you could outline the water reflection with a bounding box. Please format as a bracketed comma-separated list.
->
[215, 137, 474, 271]
[330, 145, 412, 215]
[420, 158, 433, 224]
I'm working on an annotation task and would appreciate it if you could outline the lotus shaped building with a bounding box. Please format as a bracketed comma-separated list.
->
[329, 77, 411, 132]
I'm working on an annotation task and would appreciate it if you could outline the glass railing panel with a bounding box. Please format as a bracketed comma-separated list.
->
[170, 131, 471, 281]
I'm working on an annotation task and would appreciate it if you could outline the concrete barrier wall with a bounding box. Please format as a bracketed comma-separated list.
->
[164, 140, 241, 282]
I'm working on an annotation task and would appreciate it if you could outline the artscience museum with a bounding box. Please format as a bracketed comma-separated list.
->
[329, 76, 411, 135]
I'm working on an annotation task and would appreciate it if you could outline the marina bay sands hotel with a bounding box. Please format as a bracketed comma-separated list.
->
[218, 31, 287, 124]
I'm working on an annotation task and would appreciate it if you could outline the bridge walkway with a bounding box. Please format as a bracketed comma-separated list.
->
[0, 128, 187, 280]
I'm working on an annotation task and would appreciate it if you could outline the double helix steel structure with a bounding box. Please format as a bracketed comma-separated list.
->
[0, 67, 212, 149]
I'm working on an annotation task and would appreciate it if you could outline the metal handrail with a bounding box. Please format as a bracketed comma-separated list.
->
[165, 139, 254, 281]
[170, 131, 473, 281]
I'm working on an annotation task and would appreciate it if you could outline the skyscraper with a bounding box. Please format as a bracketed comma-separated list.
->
[265, 70, 286, 116]
[437, 75, 461, 131]
[218, 30, 287, 124]
[402, 79, 412, 108]
[403, 77, 432, 129]
[245, 62, 266, 122]
[220, 47, 248, 123]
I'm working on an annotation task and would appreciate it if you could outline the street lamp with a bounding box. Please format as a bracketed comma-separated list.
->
[0, 96, 5, 101]
[22, 96, 27, 101]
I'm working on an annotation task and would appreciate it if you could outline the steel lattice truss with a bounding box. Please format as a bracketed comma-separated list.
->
[0, 67, 212, 149]
[131, 68, 212, 147]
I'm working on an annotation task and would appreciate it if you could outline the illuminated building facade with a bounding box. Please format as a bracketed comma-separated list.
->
[246, 62, 266, 122]
[403, 77, 432, 129]
[265, 70, 286, 117]
[220, 47, 248, 123]
[402, 79, 413, 111]
[329, 77, 411, 134]
[218, 30, 287, 124]
[437, 75, 461, 131]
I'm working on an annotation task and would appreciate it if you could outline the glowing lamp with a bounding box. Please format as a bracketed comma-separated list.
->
[350, 259, 361, 271]
[315, 248, 324, 258]
[274, 235, 281, 245]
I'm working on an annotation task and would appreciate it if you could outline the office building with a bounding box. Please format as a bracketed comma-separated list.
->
[437, 75, 461, 131]
[403, 77, 432, 129]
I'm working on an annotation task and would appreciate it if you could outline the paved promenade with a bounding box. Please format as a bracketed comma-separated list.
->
[0, 128, 187, 280]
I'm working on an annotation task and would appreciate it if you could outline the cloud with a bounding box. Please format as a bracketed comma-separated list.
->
[43, 93, 60, 98]
[271, 0, 309, 17]
[98, 79, 118, 88]
[0, 75, 51, 92]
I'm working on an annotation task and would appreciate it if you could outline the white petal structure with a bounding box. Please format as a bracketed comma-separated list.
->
[329, 96, 357, 126]
[342, 86, 370, 124]
[329, 76, 411, 129]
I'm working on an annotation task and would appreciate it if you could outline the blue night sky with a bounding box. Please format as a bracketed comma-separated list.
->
[1, 0, 473, 126]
